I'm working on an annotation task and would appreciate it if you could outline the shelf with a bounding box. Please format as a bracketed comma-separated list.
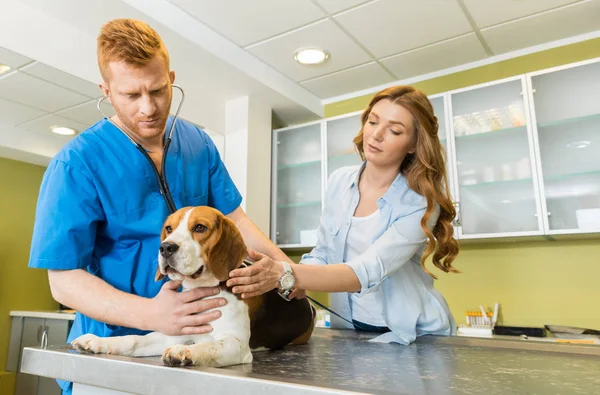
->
[277, 200, 321, 209]
[544, 170, 600, 182]
[537, 112, 600, 129]
[329, 153, 358, 161]
[460, 177, 533, 189]
[455, 125, 527, 141]
[277, 160, 321, 170]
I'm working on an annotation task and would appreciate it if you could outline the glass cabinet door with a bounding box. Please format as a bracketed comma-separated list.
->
[326, 113, 363, 177]
[430, 95, 455, 192]
[451, 78, 542, 236]
[431, 94, 459, 231]
[273, 123, 323, 246]
[530, 60, 600, 233]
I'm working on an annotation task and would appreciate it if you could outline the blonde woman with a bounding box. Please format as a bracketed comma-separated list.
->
[228, 86, 459, 344]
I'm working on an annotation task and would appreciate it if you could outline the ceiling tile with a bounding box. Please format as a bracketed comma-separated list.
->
[247, 19, 372, 81]
[381, 34, 488, 80]
[0, 97, 47, 126]
[312, 0, 374, 14]
[55, 99, 115, 126]
[481, 0, 600, 54]
[463, 0, 582, 28]
[0, 46, 33, 69]
[17, 114, 89, 137]
[21, 62, 99, 98]
[0, 71, 90, 113]
[334, 0, 472, 58]
[168, 0, 326, 47]
[301, 61, 393, 98]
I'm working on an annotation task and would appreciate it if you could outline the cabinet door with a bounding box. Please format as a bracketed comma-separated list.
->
[529, 60, 600, 234]
[431, 94, 460, 233]
[431, 95, 456, 194]
[15, 318, 45, 395]
[272, 123, 323, 246]
[326, 113, 363, 177]
[37, 377, 62, 395]
[450, 78, 542, 237]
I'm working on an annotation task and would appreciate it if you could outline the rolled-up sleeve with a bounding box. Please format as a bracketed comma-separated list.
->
[344, 204, 439, 296]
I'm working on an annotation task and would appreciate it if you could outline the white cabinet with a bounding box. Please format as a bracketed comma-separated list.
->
[528, 59, 600, 234]
[271, 122, 323, 247]
[326, 112, 363, 177]
[7, 315, 71, 395]
[271, 57, 600, 247]
[448, 77, 543, 238]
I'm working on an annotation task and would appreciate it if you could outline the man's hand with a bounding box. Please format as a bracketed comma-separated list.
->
[147, 280, 227, 335]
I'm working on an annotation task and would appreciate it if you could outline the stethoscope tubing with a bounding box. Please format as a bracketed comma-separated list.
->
[96, 85, 185, 214]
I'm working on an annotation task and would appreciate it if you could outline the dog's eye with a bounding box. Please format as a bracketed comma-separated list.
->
[193, 224, 207, 233]
[165, 225, 173, 234]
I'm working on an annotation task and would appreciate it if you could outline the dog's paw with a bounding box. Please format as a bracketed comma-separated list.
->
[72, 334, 104, 354]
[162, 345, 194, 367]
[71, 334, 120, 355]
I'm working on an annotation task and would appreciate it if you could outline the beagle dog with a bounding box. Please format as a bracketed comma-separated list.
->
[71, 206, 315, 367]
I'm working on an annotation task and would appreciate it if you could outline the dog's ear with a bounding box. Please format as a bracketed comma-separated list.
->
[155, 266, 165, 282]
[207, 215, 247, 282]
[155, 219, 170, 282]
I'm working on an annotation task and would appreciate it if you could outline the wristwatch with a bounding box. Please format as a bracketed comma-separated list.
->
[277, 261, 295, 301]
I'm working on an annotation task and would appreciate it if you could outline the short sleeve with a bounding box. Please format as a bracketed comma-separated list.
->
[29, 160, 104, 270]
[203, 133, 242, 215]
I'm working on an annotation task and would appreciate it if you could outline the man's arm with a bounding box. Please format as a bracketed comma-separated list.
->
[227, 207, 292, 264]
[48, 269, 224, 336]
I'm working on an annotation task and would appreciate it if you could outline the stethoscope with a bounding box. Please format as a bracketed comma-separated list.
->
[97, 85, 185, 214]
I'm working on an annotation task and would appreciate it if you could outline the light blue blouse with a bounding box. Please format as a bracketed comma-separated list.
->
[300, 163, 456, 344]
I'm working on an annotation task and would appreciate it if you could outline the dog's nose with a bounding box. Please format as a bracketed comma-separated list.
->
[160, 242, 179, 258]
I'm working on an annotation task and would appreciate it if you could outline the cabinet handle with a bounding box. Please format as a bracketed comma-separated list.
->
[452, 202, 462, 227]
[41, 329, 48, 349]
[37, 325, 49, 348]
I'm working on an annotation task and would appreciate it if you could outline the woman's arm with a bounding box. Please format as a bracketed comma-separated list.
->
[228, 203, 437, 298]
[227, 249, 360, 298]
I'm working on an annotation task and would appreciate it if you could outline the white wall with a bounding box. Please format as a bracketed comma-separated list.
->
[224, 96, 272, 235]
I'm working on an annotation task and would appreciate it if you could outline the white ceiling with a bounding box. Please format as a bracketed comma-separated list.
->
[0, 0, 599, 166]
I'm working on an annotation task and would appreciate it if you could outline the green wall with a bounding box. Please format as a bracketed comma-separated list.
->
[0, 157, 57, 376]
[296, 37, 600, 330]
[325, 37, 600, 116]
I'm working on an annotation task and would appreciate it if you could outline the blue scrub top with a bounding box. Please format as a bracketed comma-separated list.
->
[28, 116, 242, 393]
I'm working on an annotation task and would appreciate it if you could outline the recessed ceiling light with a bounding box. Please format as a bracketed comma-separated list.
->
[0, 64, 11, 74]
[51, 126, 77, 136]
[566, 141, 591, 149]
[294, 48, 329, 65]
[501, 200, 512, 204]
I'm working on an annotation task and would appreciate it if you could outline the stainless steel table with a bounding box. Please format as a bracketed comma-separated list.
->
[20, 328, 600, 394]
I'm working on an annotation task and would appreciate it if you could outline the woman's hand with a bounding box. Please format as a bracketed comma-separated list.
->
[227, 249, 285, 298]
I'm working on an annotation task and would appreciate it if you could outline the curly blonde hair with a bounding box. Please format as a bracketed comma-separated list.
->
[353, 86, 459, 278]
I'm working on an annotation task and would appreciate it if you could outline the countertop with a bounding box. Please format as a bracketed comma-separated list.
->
[10, 310, 76, 320]
[20, 328, 600, 395]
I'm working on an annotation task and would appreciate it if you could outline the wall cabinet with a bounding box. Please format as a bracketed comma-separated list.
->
[271, 57, 600, 247]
